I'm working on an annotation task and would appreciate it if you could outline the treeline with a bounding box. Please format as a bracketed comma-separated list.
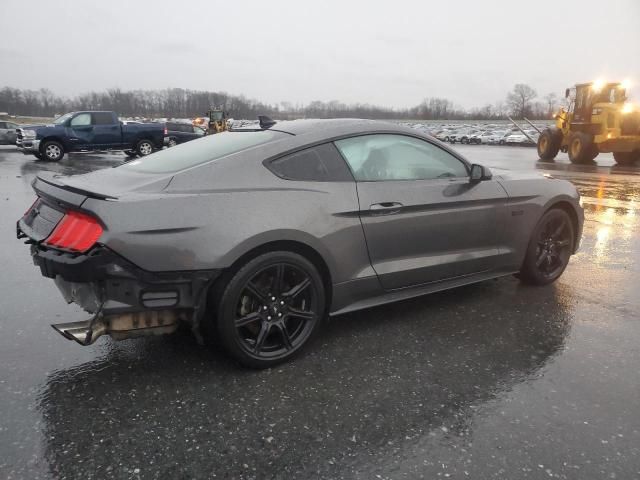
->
[0, 85, 557, 121]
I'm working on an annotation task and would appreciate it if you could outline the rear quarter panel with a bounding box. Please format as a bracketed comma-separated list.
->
[82, 153, 375, 287]
[121, 123, 165, 148]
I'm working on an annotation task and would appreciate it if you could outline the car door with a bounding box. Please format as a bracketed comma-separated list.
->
[91, 112, 122, 149]
[6, 122, 18, 144]
[67, 113, 95, 150]
[0, 122, 7, 143]
[335, 134, 508, 290]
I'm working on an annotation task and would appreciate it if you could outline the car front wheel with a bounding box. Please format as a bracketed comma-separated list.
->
[42, 141, 64, 161]
[519, 208, 574, 285]
[212, 251, 326, 368]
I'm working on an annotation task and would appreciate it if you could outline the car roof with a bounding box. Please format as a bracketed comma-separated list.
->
[269, 118, 421, 141]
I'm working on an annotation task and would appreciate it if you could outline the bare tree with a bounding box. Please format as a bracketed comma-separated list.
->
[544, 92, 558, 118]
[506, 84, 537, 118]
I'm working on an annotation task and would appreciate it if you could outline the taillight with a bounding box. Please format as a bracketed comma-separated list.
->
[164, 126, 168, 135]
[44, 211, 103, 252]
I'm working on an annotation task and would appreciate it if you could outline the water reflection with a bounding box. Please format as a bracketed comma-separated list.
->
[37, 281, 573, 478]
[18, 152, 124, 186]
[571, 177, 639, 268]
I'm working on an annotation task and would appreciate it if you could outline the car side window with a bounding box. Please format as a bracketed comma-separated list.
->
[267, 143, 353, 182]
[92, 112, 115, 125]
[334, 134, 468, 182]
[0, 122, 6, 129]
[70, 113, 91, 127]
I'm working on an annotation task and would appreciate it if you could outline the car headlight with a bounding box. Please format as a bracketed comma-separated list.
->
[22, 129, 37, 138]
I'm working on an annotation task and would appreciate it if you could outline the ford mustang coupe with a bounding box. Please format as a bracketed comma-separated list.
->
[17, 118, 583, 368]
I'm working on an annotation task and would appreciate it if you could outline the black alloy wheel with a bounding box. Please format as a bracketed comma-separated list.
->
[520, 209, 574, 285]
[214, 251, 325, 368]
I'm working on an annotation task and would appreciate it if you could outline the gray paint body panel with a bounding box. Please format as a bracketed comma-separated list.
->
[29, 119, 584, 316]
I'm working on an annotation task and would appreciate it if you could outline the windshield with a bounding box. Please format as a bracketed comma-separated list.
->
[53, 113, 73, 125]
[210, 111, 224, 121]
[119, 130, 284, 174]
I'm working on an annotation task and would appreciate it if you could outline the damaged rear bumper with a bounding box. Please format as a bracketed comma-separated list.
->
[30, 244, 220, 314]
[26, 242, 220, 343]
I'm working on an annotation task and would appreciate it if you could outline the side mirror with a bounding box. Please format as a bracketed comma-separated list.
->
[470, 164, 492, 183]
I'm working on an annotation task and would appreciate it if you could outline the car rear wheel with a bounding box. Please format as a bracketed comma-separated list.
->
[613, 151, 640, 166]
[212, 251, 326, 368]
[167, 138, 177, 147]
[136, 139, 154, 156]
[519, 208, 574, 285]
[42, 141, 64, 161]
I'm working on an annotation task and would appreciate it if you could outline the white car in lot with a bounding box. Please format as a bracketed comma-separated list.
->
[505, 132, 537, 145]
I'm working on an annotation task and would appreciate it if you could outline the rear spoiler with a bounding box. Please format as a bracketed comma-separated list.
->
[34, 172, 117, 207]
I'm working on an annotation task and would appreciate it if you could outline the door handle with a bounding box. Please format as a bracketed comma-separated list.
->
[369, 202, 403, 215]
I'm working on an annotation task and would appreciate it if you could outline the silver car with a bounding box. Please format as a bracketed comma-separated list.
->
[17, 118, 584, 368]
[0, 120, 19, 145]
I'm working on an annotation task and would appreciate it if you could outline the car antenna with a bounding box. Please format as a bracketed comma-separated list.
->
[258, 115, 276, 129]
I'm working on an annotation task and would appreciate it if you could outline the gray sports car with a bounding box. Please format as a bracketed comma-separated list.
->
[17, 118, 584, 368]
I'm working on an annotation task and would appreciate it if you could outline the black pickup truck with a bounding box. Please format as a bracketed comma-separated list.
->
[16, 111, 165, 161]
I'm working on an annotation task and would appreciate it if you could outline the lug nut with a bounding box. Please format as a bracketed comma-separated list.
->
[267, 316, 271, 320]
[280, 301, 284, 305]
[263, 306, 268, 310]
[278, 313, 282, 317]
[271, 296, 276, 301]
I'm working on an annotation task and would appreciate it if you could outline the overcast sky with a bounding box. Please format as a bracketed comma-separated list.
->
[2, 0, 639, 109]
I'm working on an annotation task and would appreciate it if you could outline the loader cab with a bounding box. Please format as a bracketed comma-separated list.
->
[569, 82, 626, 122]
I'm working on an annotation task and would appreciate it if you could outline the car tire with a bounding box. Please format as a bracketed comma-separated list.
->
[613, 151, 639, 166]
[211, 251, 326, 369]
[41, 141, 64, 161]
[567, 132, 594, 164]
[167, 138, 177, 147]
[499, 140, 505, 145]
[136, 139, 154, 156]
[519, 208, 574, 286]
[124, 150, 138, 159]
[444, 136, 450, 142]
[537, 128, 562, 160]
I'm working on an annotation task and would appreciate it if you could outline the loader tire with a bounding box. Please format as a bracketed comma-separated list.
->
[613, 151, 640, 166]
[537, 128, 562, 160]
[567, 132, 594, 164]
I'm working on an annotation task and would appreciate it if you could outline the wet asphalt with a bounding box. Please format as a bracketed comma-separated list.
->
[0, 144, 639, 479]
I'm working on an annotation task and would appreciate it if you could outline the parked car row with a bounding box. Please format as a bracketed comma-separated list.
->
[404, 122, 549, 147]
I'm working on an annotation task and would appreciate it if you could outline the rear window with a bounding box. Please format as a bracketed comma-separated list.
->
[92, 112, 115, 125]
[267, 143, 353, 181]
[120, 130, 284, 174]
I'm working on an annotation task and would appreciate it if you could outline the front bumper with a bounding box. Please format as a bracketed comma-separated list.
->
[17, 138, 40, 153]
[25, 241, 220, 317]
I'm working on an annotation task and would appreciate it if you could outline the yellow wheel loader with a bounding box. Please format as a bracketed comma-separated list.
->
[206, 108, 228, 134]
[538, 81, 640, 165]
